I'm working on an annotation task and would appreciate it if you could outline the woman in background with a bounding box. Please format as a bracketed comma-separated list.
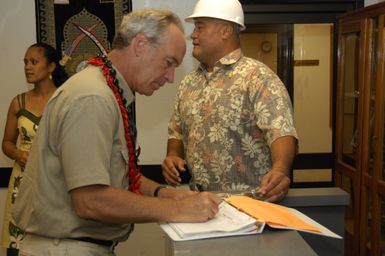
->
[1, 43, 68, 256]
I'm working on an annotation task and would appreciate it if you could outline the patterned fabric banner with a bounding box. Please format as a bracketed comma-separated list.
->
[35, 0, 131, 76]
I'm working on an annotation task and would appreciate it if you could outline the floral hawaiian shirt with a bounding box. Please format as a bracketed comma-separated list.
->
[168, 49, 298, 191]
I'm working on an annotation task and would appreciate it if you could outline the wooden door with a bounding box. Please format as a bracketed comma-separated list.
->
[358, 15, 375, 255]
[335, 18, 371, 255]
[366, 14, 385, 256]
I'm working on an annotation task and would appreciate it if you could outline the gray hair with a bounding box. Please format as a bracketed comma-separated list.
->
[112, 8, 184, 49]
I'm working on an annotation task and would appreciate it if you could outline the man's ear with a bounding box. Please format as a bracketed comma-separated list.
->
[221, 24, 234, 40]
[133, 33, 148, 56]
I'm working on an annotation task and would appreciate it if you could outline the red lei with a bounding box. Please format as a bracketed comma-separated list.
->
[88, 56, 142, 194]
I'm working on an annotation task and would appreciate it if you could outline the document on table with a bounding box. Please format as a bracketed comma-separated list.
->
[226, 196, 342, 239]
[160, 201, 265, 241]
[160, 195, 342, 241]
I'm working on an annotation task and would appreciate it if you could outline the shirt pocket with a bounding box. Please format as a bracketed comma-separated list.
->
[110, 142, 129, 188]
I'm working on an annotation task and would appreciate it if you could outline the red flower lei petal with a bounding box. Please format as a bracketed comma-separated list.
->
[88, 56, 142, 194]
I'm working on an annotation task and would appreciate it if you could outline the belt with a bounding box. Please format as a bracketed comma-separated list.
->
[69, 237, 115, 247]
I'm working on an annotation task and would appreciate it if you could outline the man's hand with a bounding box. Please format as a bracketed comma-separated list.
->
[257, 136, 296, 202]
[16, 149, 29, 168]
[161, 155, 186, 186]
[257, 171, 290, 202]
[173, 192, 222, 222]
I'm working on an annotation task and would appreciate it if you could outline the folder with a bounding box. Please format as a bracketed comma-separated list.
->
[160, 195, 342, 241]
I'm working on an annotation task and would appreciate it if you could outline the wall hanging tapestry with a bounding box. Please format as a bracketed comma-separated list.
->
[35, 0, 132, 76]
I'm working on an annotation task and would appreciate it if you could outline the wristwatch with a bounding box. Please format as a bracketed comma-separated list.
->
[153, 185, 167, 197]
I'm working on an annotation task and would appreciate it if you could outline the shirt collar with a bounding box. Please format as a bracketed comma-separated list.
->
[198, 48, 243, 74]
[114, 65, 135, 106]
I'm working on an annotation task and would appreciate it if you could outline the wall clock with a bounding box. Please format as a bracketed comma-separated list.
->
[261, 41, 272, 53]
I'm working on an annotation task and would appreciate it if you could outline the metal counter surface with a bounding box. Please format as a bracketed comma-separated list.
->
[165, 229, 317, 256]
[164, 187, 348, 256]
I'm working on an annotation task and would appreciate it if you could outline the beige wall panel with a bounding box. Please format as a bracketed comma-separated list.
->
[294, 24, 333, 153]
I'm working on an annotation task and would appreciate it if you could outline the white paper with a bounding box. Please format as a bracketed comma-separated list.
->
[160, 199, 342, 241]
[160, 201, 264, 241]
[161, 222, 263, 241]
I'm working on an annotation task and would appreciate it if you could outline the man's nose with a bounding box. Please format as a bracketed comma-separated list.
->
[165, 68, 175, 83]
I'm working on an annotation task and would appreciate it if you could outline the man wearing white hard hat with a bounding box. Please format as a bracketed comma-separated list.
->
[162, 0, 298, 202]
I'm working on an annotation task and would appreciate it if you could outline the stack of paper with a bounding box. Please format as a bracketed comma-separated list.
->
[161, 201, 265, 241]
[160, 195, 342, 241]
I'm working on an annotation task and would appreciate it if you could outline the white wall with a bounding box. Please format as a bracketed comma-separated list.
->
[365, 0, 385, 6]
[134, 0, 197, 164]
[0, 1, 36, 255]
[0, 0, 35, 168]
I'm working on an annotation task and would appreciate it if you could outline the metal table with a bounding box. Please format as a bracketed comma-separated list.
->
[165, 229, 317, 256]
[164, 187, 349, 256]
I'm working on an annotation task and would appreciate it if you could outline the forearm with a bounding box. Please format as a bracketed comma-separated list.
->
[70, 183, 217, 224]
[70, 185, 181, 224]
[139, 175, 167, 197]
[270, 136, 297, 175]
[257, 136, 297, 201]
[2, 97, 20, 161]
[2, 140, 20, 161]
[167, 138, 184, 158]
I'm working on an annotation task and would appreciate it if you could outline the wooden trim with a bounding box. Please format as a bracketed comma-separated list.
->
[340, 20, 361, 33]
[339, 1, 385, 21]
[369, 14, 385, 255]
[335, 162, 356, 179]
[379, 180, 385, 196]
[293, 59, 319, 66]
[358, 18, 373, 256]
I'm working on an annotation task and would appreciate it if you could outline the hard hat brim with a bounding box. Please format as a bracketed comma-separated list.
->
[185, 15, 246, 31]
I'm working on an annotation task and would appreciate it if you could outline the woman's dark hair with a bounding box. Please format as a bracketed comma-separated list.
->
[29, 43, 68, 87]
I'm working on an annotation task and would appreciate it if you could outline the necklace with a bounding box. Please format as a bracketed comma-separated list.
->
[88, 55, 142, 194]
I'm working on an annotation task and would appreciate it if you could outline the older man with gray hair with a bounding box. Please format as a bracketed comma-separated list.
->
[13, 8, 221, 256]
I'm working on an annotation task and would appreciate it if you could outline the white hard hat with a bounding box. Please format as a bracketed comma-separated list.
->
[185, 0, 246, 31]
